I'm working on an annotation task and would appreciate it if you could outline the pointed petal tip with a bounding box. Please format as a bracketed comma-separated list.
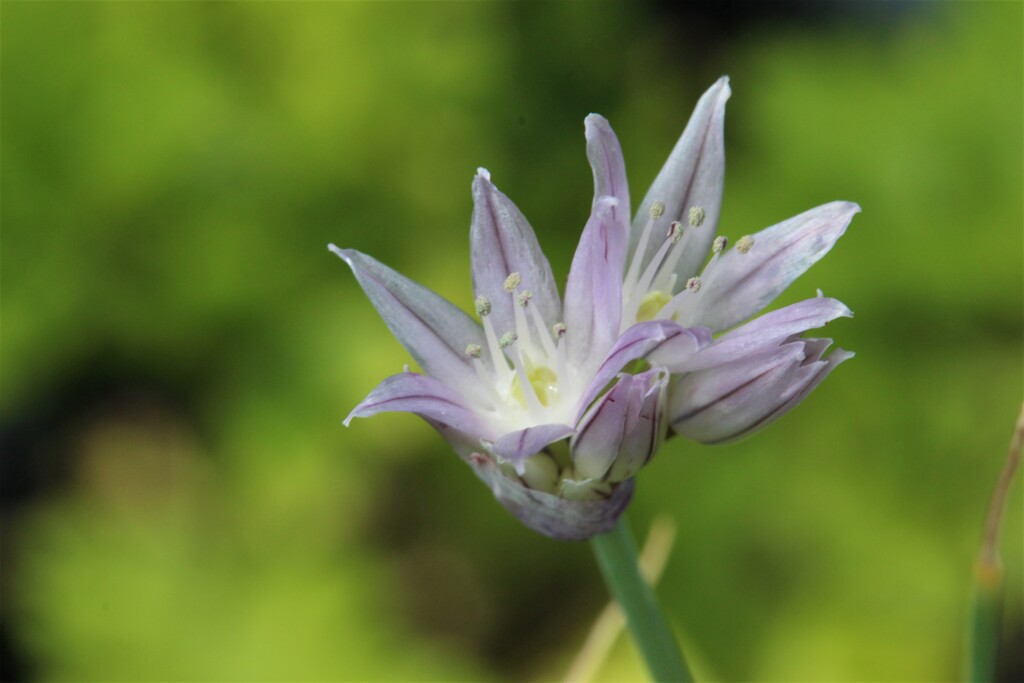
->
[328, 244, 355, 266]
[475, 167, 491, 182]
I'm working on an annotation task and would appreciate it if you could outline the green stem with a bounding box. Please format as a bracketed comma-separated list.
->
[965, 402, 1023, 682]
[590, 515, 693, 682]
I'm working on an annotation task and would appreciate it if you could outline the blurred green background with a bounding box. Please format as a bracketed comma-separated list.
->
[2, 2, 1021, 681]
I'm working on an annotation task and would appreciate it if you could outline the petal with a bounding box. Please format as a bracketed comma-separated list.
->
[670, 338, 853, 444]
[682, 201, 860, 332]
[345, 371, 495, 440]
[330, 246, 486, 398]
[669, 343, 804, 444]
[632, 76, 731, 282]
[471, 170, 561, 337]
[572, 368, 668, 482]
[576, 321, 709, 418]
[563, 197, 626, 375]
[468, 452, 636, 541]
[491, 423, 575, 465]
[585, 114, 631, 235]
[680, 297, 852, 371]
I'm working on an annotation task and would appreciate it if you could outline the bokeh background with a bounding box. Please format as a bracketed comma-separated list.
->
[2, 2, 1021, 681]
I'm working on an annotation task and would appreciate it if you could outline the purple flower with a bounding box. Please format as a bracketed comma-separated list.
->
[332, 161, 703, 539]
[589, 77, 859, 443]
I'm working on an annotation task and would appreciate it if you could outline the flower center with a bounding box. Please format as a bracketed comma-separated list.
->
[511, 365, 559, 408]
[468, 272, 573, 427]
[635, 290, 672, 322]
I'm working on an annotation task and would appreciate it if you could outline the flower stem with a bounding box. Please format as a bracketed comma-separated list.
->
[966, 402, 1023, 682]
[590, 515, 693, 682]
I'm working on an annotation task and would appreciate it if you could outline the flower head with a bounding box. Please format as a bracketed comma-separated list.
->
[333, 77, 857, 538]
[332, 163, 702, 539]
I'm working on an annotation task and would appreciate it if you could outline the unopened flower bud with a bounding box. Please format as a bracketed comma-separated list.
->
[570, 368, 669, 483]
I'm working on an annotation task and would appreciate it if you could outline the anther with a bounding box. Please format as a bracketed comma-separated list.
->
[475, 296, 492, 317]
[689, 206, 706, 227]
[686, 277, 702, 292]
[503, 272, 521, 292]
[736, 235, 755, 254]
[465, 344, 482, 359]
[499, 331, 518, 348]
[712, 235, 728, 254]
[517, 290, 533, 307]
[668, 221, 684, 244]
[649, 201, 665, 219]
[552, 322, 567, 338]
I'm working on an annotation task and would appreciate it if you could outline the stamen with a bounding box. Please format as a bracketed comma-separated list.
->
[511, 286, 534, 352]
[503, 272, 521, 292]
[475, 296, 492, 317]
[552, 322, 567, 338]
[499, 331, 518, 348]
[668, 221, 684, 244]
[712, 235, 728, 254]
[689, 206, 706, 228]
[508, 343, 544, 415]
[736, 235, 755, 254]
[481, 316, 513, 385]
[527, 303, 557, 359]
[655, 279, 700, 320]
[625, 234, 677, 323]
[623, 199, 666, 301]
[465, 344, 482, 359]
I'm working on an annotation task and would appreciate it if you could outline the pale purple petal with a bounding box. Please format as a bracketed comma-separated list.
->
[585, 114, 631, 235]
[670, 338, 852, 444]
[331, 246, 485, 397]
[471, 170, 561, 337]
[563, 197, 626, 375]
[345, 371, 495, 440]
[491, 423, 575, 464]
[766, 340, 854, 427]
[577, 321, 709, 416]
[632, 76, 731, 282]
[683, 201, 860, 333]
[679, 297, 852, 372]
[468, 452, 636, 541]
[572, 368, 668, 482]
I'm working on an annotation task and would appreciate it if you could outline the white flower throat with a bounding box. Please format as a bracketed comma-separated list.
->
[466, 272, 576, 429]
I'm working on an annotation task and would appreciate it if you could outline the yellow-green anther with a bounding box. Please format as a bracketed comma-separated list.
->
[552, 322, 567, 338]
[686, 277, 702, 292]
[465, 343, 482, 359]
[475, 296, 492, 317]
[712, 235, 728, 254]
[517, 290, 533, 307]
[649, 201, 665, 219]
[503, 272, 522, 292]
[688, 206, 706, 227]
[499, 331, 518, 348]
[668, 221, 684, 244]
[736, 235, 755, 254]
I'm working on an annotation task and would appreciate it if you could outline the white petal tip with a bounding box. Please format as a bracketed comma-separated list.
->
[476, 167, 491, 181]
[327, 244, 353, 265]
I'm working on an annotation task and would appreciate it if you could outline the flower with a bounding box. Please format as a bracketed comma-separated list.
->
[333, 77, 858, 539]
[332, 161, 703, 540]
[589, 76, 859, 443]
